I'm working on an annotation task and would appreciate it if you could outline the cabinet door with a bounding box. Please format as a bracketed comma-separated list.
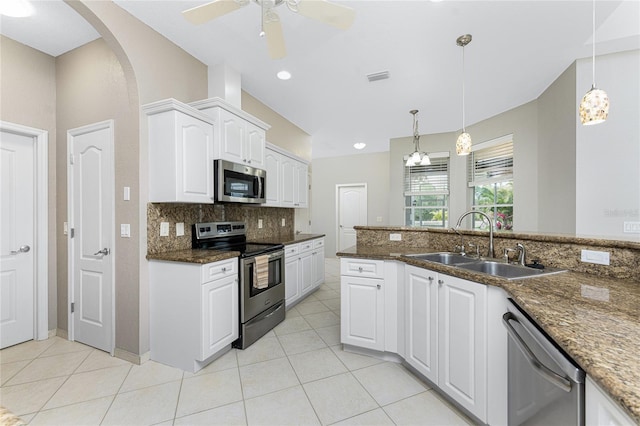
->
[438, 274, 487, 421]
[285, 257, 301, 307]
[219, 110, 245, 164]
[294, 161, 309, 208]
[175, 113, 214, 203]
[586, 377, 635, 426]
[340, 275, 384, 351]
[200, 275, 238, 361]
[264, 149, 281, 206]
[300, 251, 314, 295]
[246, 122, 265, 168]
[312, 248, 325, 289]
[404, 265, 439, 383]
[280, 156, 296, 207]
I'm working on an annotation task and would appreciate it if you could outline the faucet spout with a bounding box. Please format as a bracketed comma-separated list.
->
[455, 210, 495, 258]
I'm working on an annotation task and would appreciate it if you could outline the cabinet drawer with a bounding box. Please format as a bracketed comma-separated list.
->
[313, 238, 325, 249]
[285, 244, 299, 258]
[341, 258, 385, 279]
[201, 258, 237, 283]
[299, 241, 314, 253]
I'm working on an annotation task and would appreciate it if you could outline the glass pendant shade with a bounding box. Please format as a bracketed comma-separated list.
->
[420, 153, 431, 165]
[579, 86, 609, 125]
[456, 132, 472, 156]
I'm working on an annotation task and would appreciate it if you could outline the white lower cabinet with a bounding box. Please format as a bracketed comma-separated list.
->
[150, 258, 238, 373]
[404, 265, 487, 421]
[284, 237, 325, 308]
[340, 258, 401, 353]
[586, 376, 635, 426]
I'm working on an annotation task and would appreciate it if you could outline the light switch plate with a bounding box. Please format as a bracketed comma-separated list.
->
[390, 233, 402, 241]
[176, 222, 185, 237]
[123, 186, 130, 201]
[160, 222, 169, 237]
[580, 249, 610, 265]
[120, 224, 131, 238]
[258, 219, 263, 229]
[281, 218, 286, 227]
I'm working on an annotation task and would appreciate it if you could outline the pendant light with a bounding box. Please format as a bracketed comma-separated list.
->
[405, 110, 430, 167]
[579, 0, 609, 125]
[456, 34, 472, 156]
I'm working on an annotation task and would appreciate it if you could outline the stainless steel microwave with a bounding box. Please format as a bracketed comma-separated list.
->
[214, 159, 266, 204]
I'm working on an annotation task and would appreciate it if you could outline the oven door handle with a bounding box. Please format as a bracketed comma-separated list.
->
[264, 302, 283, 319]
[502, 312, 572, 392]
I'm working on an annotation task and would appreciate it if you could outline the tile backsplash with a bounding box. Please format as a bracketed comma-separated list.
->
[147, 203, 295, 254]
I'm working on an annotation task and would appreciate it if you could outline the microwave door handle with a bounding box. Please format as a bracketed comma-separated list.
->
[502, 312, 572, 392]
[256, 175, 262, 198]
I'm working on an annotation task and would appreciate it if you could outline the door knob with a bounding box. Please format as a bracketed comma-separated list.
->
[93, 248, 110, 256]
[10, 245, 31, 255]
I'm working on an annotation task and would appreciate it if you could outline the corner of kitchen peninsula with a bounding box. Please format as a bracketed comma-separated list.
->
[337, 225, 640, 425]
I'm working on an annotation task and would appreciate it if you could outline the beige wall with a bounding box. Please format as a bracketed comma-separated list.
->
[0, 35, 58, 330]
[537, 62, 577, 234]
[311, 151, 390, 257]
[241, 91, 312, 162]
[55, 38, 139, 353]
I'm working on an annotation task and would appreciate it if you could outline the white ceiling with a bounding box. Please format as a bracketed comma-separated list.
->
[2, 1, 639, 159]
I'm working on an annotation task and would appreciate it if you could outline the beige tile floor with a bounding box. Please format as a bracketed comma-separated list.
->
[0, 258, 473, 426]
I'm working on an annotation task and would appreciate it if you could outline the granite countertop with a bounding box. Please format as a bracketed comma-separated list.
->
[337, 245, 640, 423]
[146, 249, 240, 264]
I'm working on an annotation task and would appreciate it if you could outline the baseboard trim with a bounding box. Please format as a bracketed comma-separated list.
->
[114, 348, 150, 365]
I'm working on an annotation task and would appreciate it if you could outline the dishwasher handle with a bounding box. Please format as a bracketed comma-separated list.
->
[502, 312, 572, 393]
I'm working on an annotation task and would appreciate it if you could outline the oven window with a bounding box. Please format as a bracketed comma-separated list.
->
[248, 257, 282, 298]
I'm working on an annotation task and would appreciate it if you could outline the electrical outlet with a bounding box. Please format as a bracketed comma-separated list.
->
[160, 222, 169, 237]
[376, 216, 383, 223]
[281, 218, 286, 227]
[63, 222, 68, 235]
[580, 249, 610, 265]
[258, 219, 263, 229]
[390, 233, 402, 241]
[176, 222, 185, 237]
[624, 221, 640, 233]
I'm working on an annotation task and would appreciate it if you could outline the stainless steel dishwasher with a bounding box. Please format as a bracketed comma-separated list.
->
[502, 298, 586, 425]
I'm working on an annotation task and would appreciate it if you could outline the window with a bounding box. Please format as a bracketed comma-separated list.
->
[468, 136, 514, 231]
[404, 154, 449, 228]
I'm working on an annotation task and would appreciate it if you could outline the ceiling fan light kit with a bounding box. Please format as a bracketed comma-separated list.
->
[182, 0, 355, 59]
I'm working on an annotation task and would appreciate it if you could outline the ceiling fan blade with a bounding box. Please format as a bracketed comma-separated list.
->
[182, 0, 247, 25]
[264, 15, 287, 59]
[296, 0, 355, 30]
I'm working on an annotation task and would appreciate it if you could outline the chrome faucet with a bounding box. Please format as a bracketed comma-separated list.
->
[515, 243, 526, 266]
[450, 227, 466, 255]
[455, 210, 495, 258]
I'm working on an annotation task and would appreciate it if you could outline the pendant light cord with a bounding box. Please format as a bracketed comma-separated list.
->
[592, 0, 596, 87]
[462, 43, 466, 133]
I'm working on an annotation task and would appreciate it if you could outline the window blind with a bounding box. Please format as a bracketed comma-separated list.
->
[468, 140, 513, 187]
[404, 157, 449, 196]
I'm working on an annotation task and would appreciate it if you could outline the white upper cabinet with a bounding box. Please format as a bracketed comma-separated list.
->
[143, 99, 215, 204]
[190, 98, 269, 170]
[266, 143, 309, 208]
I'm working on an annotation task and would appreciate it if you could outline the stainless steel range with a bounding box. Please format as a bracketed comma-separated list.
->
[193, 221, 285, 349]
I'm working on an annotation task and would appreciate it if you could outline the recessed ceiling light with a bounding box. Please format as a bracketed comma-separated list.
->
[0, 0, 34, 17]
[353, 142, 366, 150]
[277, 70, 291, 80]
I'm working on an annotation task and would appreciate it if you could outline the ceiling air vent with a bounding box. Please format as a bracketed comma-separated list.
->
[366, 71, 390, 82]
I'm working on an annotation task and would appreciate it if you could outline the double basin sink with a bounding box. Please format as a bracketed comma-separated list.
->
[404, 252, 567, 280]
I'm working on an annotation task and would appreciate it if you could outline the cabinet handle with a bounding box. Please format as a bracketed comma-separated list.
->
[428, 276, 434, 282]
[358, 267, 363, 273]
[377, 284, 381, 289]
[438, 279, 444, 286]
[221, 267, 227, 272]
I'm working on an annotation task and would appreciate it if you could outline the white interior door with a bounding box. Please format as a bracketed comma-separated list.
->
[337, 184, 368, 251]
[68, 120, 114, 354]
[1, 131, 35, 348]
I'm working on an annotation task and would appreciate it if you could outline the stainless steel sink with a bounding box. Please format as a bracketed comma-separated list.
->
[404, 252, 476, 265]
[455, 261, 567, 280]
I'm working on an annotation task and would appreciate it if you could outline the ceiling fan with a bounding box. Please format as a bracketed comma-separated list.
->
[182, 0, 356, 59]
